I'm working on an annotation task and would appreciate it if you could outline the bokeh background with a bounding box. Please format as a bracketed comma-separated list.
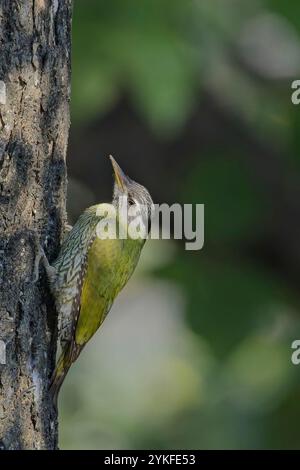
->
[60, 0, 300, 449]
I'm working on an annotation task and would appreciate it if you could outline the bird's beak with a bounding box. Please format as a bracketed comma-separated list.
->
[109, 155, 128, 191]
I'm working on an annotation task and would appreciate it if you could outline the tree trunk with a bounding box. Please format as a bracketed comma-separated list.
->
[0, 0, 72, 449]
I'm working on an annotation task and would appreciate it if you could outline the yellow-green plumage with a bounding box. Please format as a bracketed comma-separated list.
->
[48, 157, 152, 406]
[76, 214, 143, 346]
[49, 205, 145, 405]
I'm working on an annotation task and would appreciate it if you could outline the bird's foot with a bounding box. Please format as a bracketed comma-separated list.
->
[32, 235, 57, 283]
[62, 223, 73, 241]
[64, 224, 73, 233]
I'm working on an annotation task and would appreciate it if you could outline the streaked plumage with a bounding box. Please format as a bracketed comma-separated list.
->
[46, 156, 153, 406]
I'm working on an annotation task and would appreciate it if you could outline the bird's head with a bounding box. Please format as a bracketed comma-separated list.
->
[110, 155, 154, 234]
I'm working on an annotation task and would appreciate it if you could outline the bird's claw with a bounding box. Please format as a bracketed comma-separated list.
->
[32, 234, 57, 283]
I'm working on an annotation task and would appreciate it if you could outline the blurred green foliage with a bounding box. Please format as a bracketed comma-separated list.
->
[63, 0, 300, 449]
[182, 155, 267, 243]
[72, 0, 207, 135]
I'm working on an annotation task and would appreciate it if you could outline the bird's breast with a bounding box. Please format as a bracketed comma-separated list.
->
[75, 236, 142, 345]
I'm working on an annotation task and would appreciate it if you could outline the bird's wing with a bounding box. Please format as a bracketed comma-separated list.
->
[54, 204, 123, 353]
[52, 207, 101, 348]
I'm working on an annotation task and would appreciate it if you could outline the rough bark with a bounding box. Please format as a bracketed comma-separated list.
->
[0, 0, 72, 449]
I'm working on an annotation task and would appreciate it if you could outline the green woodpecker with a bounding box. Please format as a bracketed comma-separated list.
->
[35, 156, 153, 407]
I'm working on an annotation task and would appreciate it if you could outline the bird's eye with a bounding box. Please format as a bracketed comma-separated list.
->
[128, 197, 135, 206]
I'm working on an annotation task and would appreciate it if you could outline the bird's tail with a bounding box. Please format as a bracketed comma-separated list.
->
[49, 342, 81, 409]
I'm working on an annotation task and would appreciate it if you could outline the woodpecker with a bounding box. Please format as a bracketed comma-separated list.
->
[35, 156, 153, 407]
